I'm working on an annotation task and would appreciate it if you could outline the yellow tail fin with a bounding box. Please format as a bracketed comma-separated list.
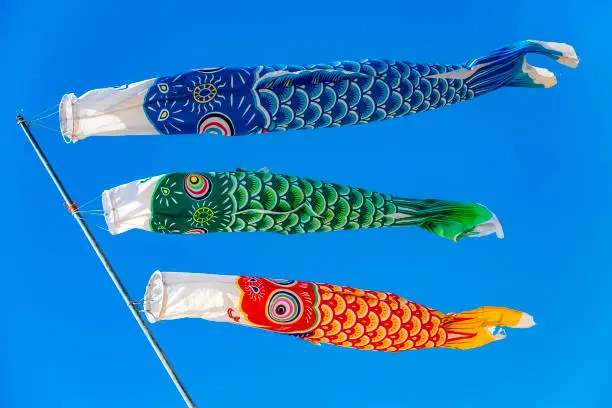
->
[441, 306, 535, 350]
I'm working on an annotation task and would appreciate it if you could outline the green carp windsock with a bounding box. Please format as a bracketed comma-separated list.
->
[60, 40, 578, 142]
[101, 169, 503, 242]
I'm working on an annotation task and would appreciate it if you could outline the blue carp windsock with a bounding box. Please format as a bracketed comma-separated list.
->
[60, 40, 578, 142]
[143, 271, 535, 352]
[101, 169, 503, 242]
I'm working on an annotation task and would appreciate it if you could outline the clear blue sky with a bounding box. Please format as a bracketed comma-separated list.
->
[2, 1, 610, 407]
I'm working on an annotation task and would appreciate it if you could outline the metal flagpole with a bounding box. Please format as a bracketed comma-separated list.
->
[16, 113, 197, 408]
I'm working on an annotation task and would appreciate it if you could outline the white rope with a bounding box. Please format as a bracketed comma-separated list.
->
[27, 121, 72, 144]
[31, 110, 59, 122]
[29, 104, 59, 121]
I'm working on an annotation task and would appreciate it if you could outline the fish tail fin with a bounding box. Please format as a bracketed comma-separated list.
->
[458, 40, 579, 93]
[391, 199, 504, 242]
[441, 306, 535, 350]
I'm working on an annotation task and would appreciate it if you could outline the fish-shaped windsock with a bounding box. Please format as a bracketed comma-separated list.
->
[143, 272, 535, 352]
[60, 40, 578, 142]
[102, 169, 503, 242]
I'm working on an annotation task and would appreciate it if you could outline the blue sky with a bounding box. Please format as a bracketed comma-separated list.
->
[1, 1, 610, 407]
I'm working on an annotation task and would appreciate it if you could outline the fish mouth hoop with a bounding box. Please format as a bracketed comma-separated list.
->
[59, 93, 77, 143]
[143, 271, 167, 323]
[101, 189, 118, 235]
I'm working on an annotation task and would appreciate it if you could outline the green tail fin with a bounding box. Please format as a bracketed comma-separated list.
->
[392, 199, 504, 242]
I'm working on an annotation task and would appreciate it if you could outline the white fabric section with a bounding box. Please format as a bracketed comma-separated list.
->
[102, 175, 162, 235]
[471, 213, 504, 239]
[143, 271, 243, 325]
[59, 78, 158, 142]
[515, 313, 536, 328]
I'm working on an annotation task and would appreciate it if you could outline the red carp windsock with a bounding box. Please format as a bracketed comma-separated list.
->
[143, 272, 535, 352]
[60, 40, 578, 142]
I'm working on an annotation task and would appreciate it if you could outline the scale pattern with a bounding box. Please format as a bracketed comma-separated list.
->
[234, 277, 490, 352]
[142, 60, 466, 136]
[304, 283, 449, 352]
[141, 40, 577, 137]
[148, 170, 495, 241]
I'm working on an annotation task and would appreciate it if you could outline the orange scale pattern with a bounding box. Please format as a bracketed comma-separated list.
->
[307, 284, 448, 351]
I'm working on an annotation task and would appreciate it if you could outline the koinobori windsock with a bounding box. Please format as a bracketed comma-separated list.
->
[143, 272, 535, 352]
[60, 40, 578, 142]
[102, 168, 503, 241]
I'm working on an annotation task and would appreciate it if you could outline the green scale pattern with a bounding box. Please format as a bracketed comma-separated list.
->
[149, 169, 495, 241]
